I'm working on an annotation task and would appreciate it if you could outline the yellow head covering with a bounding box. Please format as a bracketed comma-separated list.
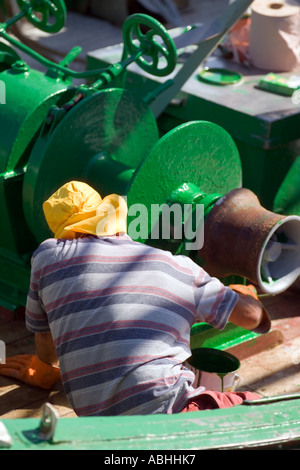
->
[43, 181, 127, 239]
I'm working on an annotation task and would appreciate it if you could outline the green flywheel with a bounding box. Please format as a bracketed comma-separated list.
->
[23, 88, 159, 242]
[127, 120, 242, 243]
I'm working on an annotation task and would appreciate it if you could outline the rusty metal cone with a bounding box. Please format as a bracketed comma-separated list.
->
[199, 188, 300, 295]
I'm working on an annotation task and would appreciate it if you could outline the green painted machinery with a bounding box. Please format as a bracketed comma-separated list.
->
[87, 5, 300, 219]
[0, 0, 177, 308]
[0, 0, 300, 452]
[1, 0, 300, 310]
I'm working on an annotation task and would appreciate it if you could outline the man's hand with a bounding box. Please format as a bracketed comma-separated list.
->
[0, 354, 61, 390]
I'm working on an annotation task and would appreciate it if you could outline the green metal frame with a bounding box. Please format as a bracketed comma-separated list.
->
[2, 396, 300, 449]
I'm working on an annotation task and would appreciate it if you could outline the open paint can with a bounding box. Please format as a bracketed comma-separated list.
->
[187, 347, 240, 392]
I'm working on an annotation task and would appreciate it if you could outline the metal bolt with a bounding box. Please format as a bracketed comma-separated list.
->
[11, 60, 29, 73]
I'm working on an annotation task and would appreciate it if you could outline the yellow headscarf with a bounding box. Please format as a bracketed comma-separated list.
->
[43, 181, 128, 239]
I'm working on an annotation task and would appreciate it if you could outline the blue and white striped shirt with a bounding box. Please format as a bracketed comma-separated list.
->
[25, 235, 237, 416]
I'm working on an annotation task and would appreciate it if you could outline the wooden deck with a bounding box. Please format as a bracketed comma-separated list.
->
[0, 289, 299, 420]
[1, 0, 300, 423]
[0, 307, 76, 419]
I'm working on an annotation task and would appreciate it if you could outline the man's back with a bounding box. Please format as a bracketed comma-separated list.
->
[25, 234, 236, 416]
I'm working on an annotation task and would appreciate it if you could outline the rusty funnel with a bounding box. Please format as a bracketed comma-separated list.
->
[200, 188, 300, 294]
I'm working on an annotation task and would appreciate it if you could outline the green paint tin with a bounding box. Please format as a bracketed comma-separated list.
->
[197, 67, 243, 86]
[187, 347, 241, 392]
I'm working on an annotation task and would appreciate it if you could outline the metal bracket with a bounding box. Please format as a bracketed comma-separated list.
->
[37, 402, 59, 442]
[0, 421, 12, 448]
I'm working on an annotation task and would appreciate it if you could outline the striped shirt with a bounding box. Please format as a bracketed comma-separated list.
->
[25, 234, 237, 416]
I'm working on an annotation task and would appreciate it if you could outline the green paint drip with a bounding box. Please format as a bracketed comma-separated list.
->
[218, 373, 226, 392]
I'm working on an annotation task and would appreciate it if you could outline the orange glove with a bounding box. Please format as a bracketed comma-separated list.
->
[229, 284, 258, 299]
[0, 354, 61, 390]
[229, 284, 271, 334]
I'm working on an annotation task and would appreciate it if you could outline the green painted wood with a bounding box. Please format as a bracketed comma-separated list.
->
[2, 398, 300, 450]
[274, 156, 300, 216]
[190, 322, 258, 351]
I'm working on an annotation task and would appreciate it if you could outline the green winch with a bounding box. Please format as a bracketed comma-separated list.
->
[0, 0, 300, 311]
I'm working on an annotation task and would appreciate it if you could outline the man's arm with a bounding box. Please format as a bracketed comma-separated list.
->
[35, 331, 59, 367]
[228, 292, 264, 331]
[228, 284, 271, 333]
